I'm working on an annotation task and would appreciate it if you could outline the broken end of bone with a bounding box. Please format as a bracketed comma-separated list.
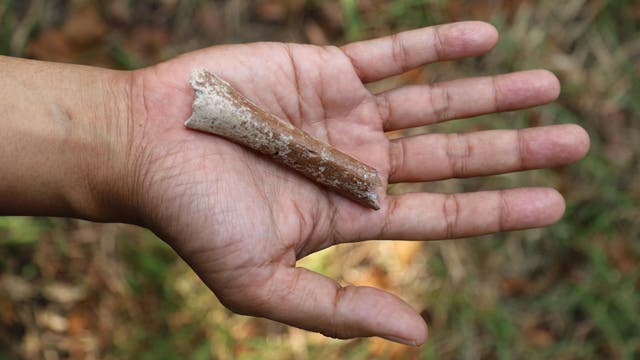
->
[189, 69, 234, 94]
[189, 68, 208, 88]
[184, 101, 203, 130]
[366, 191, 381, 210]
[184, 116, 196, 129]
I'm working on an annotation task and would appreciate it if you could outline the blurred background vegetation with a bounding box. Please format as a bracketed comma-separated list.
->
[0, 0, 639, 359]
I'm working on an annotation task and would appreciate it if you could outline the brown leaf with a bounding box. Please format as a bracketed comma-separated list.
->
[529, 326, 554, 347]
[254, 0, 288, 22]
[522, 317, 555, 347]
[67, 311, 88, 336]
[318, 2, 344, 36]
[353, 266, 391, 290]
[62, 6, 107, 48]
[1, 274, 36, 302]
[0, 296, 17, 324]
[393, 241, 422, 268]
[500, 277, 530, 297]
[604, 239, 637, 274]
[104, 0, 131, 24]
[398, 68, 428, 85]
[369, 337, 420, 359]
[125, 26, 170, 62]
[197, 3, 223, 38]
[42, 283, 87, 305]
[26, 29, 75, 62]
[254, 0, 306, 22]
[37, 311, 68, 332]
[305, 20, 329, 45]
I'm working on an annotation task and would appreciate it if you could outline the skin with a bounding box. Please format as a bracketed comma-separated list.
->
[0, 22, 589, 345]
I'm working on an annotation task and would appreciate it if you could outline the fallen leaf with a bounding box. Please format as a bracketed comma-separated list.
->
[26, 29, 75, 61]
[318, 1, 344, 36]
[529, 326, 554, 347]
[42, 283, 87, 304]
[62, 6, 107, 48]
[197, 3, 223, 38]
[393, 241, 422, 268]
[0, 296, 17, 324]
[500, 277, 530, 297]
[104, 0, 131, 24]
[37, 310, 68, 332]
[603, 239, 637, 274]
[305, 20, 329, 45]
[125, 25, 170, 62]
[351, 266, 391, 290]
[254, 0, 288, 22]
[369, 337, 419, 359]
[67, 311, 88, 336]
[1, 274, 36, 301]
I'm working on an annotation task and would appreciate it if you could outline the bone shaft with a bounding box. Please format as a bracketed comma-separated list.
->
[185, 69, 381, 209]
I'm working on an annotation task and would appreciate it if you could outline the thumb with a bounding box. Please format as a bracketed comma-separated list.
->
[248, 265, 428, 345]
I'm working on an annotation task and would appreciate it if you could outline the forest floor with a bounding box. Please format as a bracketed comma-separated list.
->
[1, 1, 639, 359]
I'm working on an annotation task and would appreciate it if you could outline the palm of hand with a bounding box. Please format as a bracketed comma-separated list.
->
[128, 22, 589, 344]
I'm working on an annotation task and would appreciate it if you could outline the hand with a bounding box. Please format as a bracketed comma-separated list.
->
[126, 21, 589, 345]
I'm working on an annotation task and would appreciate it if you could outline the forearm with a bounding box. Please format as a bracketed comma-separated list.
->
[0, 56, 134, 222]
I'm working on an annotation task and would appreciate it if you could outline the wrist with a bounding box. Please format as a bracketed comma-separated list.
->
[70, 69, 143, 224]
[0, 57, 142, 223]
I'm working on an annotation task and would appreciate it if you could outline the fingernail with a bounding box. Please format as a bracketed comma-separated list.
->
[381, 335, 418, 346]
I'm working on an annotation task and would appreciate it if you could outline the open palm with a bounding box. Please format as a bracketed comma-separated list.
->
[128, 22, 588, 345]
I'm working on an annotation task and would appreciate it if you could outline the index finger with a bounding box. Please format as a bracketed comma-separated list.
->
[340, 21, 499, 83]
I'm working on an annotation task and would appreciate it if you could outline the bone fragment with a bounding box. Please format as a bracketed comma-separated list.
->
[185, 69, 381, 210]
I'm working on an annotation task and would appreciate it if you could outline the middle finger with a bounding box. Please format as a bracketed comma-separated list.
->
[388, 124, 589, 183]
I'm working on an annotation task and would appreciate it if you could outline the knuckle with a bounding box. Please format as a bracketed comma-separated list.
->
[446, 133, 472, 177]
[429, 83, 451, 122]
[376, 93, 393, 129]
[498, 190, 510, 232]
[379, 197, 400, 238]
[491, 75, 501, 111]
[442, 193, 461, 238]
[339, 45, 366, 80]
[390, 33, 410, 73]
[323, 285, 352, 339]
[389, 140, 406, 181]
[515, 130, 528, 169]
[432, 26, 446, 59]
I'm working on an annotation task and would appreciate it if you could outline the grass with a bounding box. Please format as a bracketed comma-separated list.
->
[1, 0, 639, 359]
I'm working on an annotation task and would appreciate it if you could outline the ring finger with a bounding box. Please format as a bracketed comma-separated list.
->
[388, 124, 590, 183]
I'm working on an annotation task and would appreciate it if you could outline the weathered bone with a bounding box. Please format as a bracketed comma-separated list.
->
[185, 69, 381, 210]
